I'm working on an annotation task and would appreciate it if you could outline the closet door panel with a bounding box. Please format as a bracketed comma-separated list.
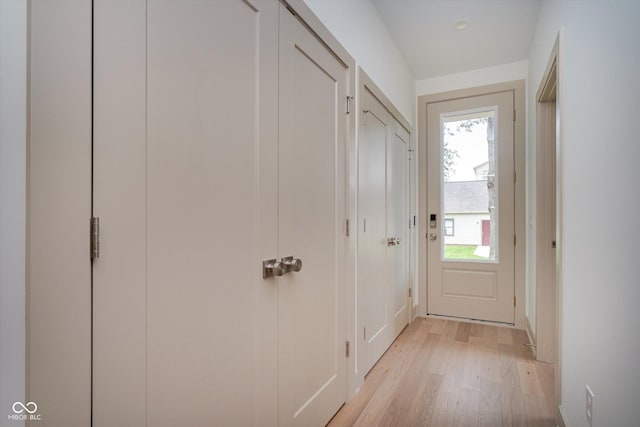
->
[93, 1, 279, 425]
[278, 5, 348, 425]
[93, 1, 147, 424]
[358, 89, 392, 375]
[358, 87, 411, 375]
[388, 123, 410, 336]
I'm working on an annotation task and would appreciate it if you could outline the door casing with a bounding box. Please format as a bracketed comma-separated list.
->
[534, 32, 564, 426]
[417, 81, 526, 329]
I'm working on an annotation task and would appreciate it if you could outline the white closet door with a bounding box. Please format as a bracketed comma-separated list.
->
[358, 89, 392, 374]
[278, 5, 348, 426]
[388, 123, 410, 337]
[358, 89, 411, 375]
[92, 1, 279, 425]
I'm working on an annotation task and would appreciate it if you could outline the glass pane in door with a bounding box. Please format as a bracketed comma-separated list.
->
[441, 109, 498, 261]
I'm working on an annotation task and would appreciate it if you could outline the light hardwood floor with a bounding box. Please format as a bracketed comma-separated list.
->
[329, 317, 556, 427]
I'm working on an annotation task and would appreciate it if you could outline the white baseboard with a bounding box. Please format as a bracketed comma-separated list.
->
[557, 404, 569, 427]
[525, 316, 537, 358]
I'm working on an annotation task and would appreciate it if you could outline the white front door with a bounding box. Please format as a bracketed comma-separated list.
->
[278, 5, 348, 425]
[427, 92, 515, 323]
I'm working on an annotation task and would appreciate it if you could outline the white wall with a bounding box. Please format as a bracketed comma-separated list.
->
[529, 1, 640, 425]
[0, 0, 27, 424]
[415, 60, 528, 97]
[303, 0, 415, 125]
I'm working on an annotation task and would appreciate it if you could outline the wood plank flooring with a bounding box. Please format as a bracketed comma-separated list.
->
[328, 317, 556, 427]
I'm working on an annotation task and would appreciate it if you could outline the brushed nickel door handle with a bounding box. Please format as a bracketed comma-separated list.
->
[281, 256, 303, 273]
[263, 259, 285, 279]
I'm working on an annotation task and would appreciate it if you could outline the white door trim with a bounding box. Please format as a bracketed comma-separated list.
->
[417, 80, 526, 329]
[534, 31, 565, 426]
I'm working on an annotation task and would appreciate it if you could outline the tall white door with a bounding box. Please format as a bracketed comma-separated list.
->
[388, 123, 410, 337]
[427, 92, 515, 323]
[93, 1, 279, 424]
[278, 5, 348, 425]
[358, 89, 410, 375]
[358, 89, 392, 374]
[93, 1, 347, 426]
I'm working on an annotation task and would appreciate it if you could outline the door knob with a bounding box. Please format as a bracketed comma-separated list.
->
[263, 259, 285, 279]
[387, 237, 401, 246]
[281, 256, 303, 273]
[429, 233, 437, 241]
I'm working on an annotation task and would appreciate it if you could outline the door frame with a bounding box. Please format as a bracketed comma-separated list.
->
[535, 36, 559, 363]
[417, 80, 526, 329]
[534, 32, 565, 427]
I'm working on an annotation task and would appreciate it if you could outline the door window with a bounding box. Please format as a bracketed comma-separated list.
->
[441, 109, 498, 261]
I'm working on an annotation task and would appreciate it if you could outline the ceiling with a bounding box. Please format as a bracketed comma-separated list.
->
[372, 0, 542, 80]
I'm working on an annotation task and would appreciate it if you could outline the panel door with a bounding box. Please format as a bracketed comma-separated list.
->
[92, 1, 279, 425]
[277, 5, 349, 426]
[388, 123, 410, 337]
[358, 89, 410, 375]
[426, 92, 515, 323]
[358, 89, 392, 374]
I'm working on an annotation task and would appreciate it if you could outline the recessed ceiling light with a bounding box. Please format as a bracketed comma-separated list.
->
[455, 19, 469, 30]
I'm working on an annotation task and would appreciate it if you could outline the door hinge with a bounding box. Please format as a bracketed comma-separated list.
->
[345, 341, 350, 358]
[514, 296, 517, 307]
[409, 287, 412, 298]
[413, 215, 416, 227]
[90, 217, 100, 261]
[346, 96, 353, 114]
[513, 110, 516, 122]
[514, 171, 517, 183]
[346, 219, 350, 236]
[514, 234, 517, 246]
[363, 326, 367, 341]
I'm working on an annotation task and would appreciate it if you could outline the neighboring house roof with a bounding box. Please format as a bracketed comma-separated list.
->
[444, 180, 488, 213]
[473, 161, 489, 174]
